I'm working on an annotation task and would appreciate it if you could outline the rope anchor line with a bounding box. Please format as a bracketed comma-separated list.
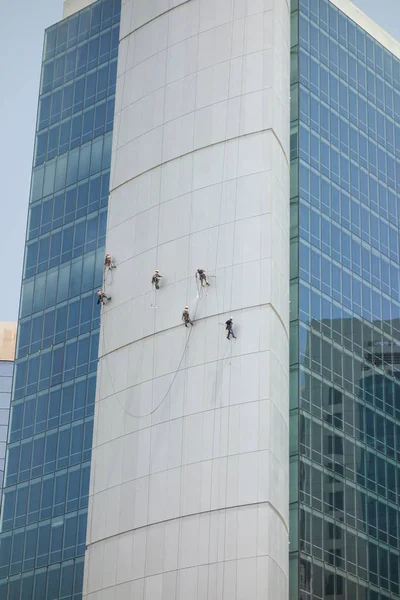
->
[100, 242, 234, 420]
[100, 23, 239, 419]
[101, 291, 202, 419]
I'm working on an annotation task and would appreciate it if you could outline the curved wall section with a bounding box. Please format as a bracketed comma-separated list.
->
[83, 0, 290, 598]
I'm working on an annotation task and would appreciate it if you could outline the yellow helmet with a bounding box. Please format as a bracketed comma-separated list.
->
[155, 269, 159, 273]
[184, 306, 189, 310]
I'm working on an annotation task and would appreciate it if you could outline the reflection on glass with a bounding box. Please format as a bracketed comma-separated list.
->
[292, 0, 400, 598]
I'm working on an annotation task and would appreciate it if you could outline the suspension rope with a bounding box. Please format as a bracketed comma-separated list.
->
[99, 13, 240, 420]
[99, 180, 228, 419]
[100, 291, 202, 418]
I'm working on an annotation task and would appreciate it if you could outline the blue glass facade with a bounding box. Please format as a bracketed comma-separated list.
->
[290, 0, 400, 598]
[0, 361, 13, 512]
[0, 1, 120, 598]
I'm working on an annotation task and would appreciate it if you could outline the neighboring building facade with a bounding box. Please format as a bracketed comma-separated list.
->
[0, 323, 16, 513]
[290, 0, 400, 598]
[83, 0, 290, 599]
[0, 1, 120, 599]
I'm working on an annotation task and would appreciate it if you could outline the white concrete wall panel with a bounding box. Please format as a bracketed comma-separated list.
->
[84, 0, 290, 598]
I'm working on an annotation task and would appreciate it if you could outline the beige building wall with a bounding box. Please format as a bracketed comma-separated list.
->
[63, 0, 97, 18]
[0, 323, 16, 362]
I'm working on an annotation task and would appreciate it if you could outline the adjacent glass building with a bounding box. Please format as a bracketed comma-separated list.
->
[0, 1, 120, 598]
[0, 361, 13, 511]
[290, 0, 400, 598]
[0, 323, 16, 515]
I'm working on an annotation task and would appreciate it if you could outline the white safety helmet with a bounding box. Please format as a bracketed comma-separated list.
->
[185, 306, 189, 310]
[155, 269, 159, 273]
[230, 316, 233, 320]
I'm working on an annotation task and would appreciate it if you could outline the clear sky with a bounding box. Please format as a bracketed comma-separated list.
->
[352, 0, 400, 41]
[0, 0, 399, 323]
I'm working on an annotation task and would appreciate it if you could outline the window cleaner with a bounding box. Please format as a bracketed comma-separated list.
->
[196, 268, 210, 287]
[151, 270, 162, 290]
[182, 306, 193, 327]
[97, 290, 111, 306]
[104, 253, 116, 270]
[225, 317, 236, 340]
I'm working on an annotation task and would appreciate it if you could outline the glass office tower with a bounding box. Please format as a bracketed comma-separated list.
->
[0, 1, 120, 598]
[290, 0, 400, 599]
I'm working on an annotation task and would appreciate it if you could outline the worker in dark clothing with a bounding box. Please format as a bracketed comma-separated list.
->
[196, 268, 210, 287]
[104, 253, 116, 270]
[182, 306, 193, 327]
[225, 317, 236, 339]
[97, 290, 111, 305]
[151, 270, 162, 290]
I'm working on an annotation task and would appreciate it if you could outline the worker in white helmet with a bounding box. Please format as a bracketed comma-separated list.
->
[97, 289, 111, 306]
[151, 269, 162, 289]
[104, 253, 116, 270]
[182, 306, 193, 327]
[225, 316, 236, 339]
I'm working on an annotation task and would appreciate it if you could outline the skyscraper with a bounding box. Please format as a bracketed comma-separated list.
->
[290, 0, 400, 598]
[2, 0, 400, 599]
[0, 323, 16, 513]
[0, 1, 120, 598]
